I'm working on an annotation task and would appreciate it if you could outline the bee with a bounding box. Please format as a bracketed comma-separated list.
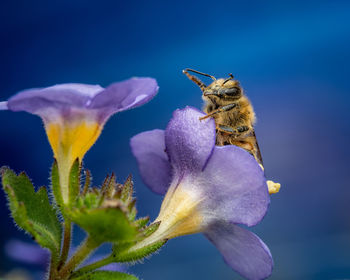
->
[183, 68, 262, 165]
[183, 68, 280, 193]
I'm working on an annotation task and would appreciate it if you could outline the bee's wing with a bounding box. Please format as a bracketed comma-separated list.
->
[251, 130, 263, 166]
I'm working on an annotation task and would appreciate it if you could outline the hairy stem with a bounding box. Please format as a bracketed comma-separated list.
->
[70, 255, 114, 278]
[58, 236, 99, 279]
[58, 220, 72, 269]
[48, 254, 58, 280]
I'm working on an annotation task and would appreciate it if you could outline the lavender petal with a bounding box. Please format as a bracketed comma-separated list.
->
[0, 101, 8, 110]
[165, 107, 216, 176]
[7, 84, 104, 113]
[89, 78, 158, 118]
[5, 239, 49, 266]
[205, 223, 273, 280]
[130, 129, 171, 195]
[197, 145, 269, 227]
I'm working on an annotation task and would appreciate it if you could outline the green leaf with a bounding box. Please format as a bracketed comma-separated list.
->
[113, 239, 167, 263]
[72, 271, 138, 280]
[1, 167, 62, 257]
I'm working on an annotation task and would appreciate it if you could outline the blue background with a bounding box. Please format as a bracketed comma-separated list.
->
[0, 0, 350, 279]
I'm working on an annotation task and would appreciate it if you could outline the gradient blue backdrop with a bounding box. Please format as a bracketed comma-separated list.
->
[0, 0, 350, 279]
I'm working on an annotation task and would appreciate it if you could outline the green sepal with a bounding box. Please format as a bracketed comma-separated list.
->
[66, 173, 140, 245]
[69, 158, 81, 206]
[82, 169, 92, 196]
[134, 216, 150, 228]
[113, 239, 167, 263]
[1, 167, 62, 258]
[51, 160, 63, 208]
[76, 191, 99, 209]
[100, 173, 116, 200]
[111, 220, 162, 261]
[68, 204, 139, 244]
[51, 159, 81, 210]
[141, 221, 161, 238]
[72, 271, 138, 280]
[120, 175, 133, 203]
[127, 199, 137, 222]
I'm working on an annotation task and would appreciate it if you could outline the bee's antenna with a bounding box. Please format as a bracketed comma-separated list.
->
[223, 73, 234, 85]
[182, 69, 207, 91]
[184, 68, 216, 81]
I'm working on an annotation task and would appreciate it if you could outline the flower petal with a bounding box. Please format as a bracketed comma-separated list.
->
[89, 78, 158, 119]
[165, 107, 216, 176]
[5, 239, 49, 266]
[197, 145, 269, 227]
[0, 101, 8, 110]
[130, 129, 171, 195]
[205, 223, 273, 280]
[7, 84, 104, 114]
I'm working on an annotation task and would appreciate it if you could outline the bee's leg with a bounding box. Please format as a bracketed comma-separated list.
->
[217, 125, 236, 134]
[215, 131, 227, 146]
[199, 103, 238, 121]
[236, 126, 250, 133]
[217, 125, 250, 136]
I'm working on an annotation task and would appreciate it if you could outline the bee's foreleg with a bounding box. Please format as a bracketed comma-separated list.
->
[199, 103, 238, 121]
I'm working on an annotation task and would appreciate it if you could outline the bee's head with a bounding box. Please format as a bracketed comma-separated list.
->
[204, 74, 242, 100]
[183, 69, 242, 101]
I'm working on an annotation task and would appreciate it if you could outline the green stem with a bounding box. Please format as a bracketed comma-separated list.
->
[48, 254, 58, 280]
[58, 220, 72, 269]
[70, 255, 114, 278]
[58, 236, 99, 280]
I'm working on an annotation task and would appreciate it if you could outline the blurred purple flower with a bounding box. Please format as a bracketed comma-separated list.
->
[5, 239, 125, 272]
[5, 239, 49, 267]
[130, 107, 272, 280]
[0, 78, 158, 204]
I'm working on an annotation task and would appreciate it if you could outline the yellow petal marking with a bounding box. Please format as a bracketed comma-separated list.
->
[156, 186, 203, 239]
[45, 120, 103, 203]
[129, 186, 204, 251]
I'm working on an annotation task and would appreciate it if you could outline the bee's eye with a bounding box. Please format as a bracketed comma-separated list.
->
[220, 87, 240, 96]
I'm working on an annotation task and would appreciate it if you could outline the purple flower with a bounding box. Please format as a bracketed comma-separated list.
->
[130, 107, 273, 280]
[5, 239, 125, 272]
[5, 239, 50, 267]
[0, 78, 158, 204]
